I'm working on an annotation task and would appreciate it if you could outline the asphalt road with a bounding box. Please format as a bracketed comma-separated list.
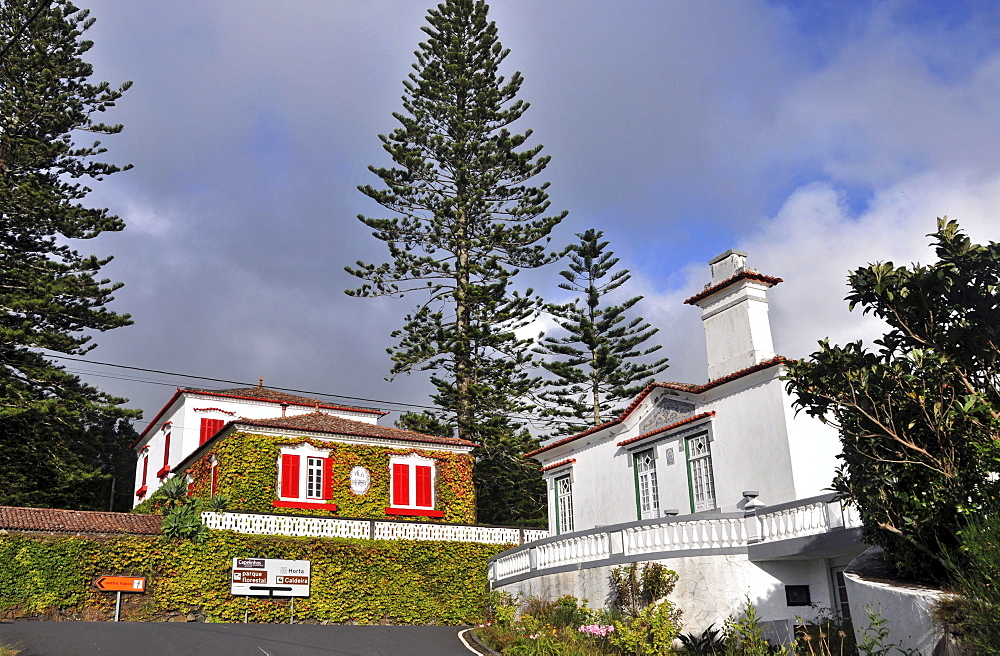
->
[0, 622, 489, 656]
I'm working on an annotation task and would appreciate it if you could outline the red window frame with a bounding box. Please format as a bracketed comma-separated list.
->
[157, 431, 172, 479]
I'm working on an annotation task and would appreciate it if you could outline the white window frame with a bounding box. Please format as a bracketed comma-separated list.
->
[555, 475, 574, 535]
[388, 454, 436, 510]
[686, 432, 717, 512]
[278, 443, 330, 502]
[634, 448, 660, 520]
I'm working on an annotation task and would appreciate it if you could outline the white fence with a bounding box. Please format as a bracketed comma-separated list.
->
[202, 511, 545, 545]
[489, 495, 863, 585]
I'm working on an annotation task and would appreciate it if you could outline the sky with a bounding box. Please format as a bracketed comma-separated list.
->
[60, 0, 1000, 434]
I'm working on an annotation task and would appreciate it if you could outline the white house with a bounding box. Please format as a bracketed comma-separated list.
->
[489, 251, 863, 641]
[131, 383, 386, 503]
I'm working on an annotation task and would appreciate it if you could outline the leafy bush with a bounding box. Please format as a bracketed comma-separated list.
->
[785, 219, 1000, 582]
[608, 562, 678, 617]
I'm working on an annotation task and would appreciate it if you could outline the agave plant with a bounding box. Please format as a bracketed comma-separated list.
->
[679, 623, 725, 655]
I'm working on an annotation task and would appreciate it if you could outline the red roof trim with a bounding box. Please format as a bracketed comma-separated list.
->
[617, 412, 715, 447]
[524, 419, 623, 458]
[683, 271, 783, 305]
[540, 458, 576, 472]
[183, 390, 388, 416]
[134, 388, 183, 446]
[658, 356, 788, 394]
[525, 357, 787, 459]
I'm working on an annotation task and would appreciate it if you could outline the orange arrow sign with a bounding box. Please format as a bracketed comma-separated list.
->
[94, 576, 146, 592]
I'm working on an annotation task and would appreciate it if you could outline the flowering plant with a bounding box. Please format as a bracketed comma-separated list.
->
[578, 624, 615, 637]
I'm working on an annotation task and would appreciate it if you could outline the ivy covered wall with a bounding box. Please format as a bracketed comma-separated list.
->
[0, 532, 504, 624]
[185, 432, 476, 524]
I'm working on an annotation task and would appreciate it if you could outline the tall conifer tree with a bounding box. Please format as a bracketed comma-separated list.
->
[0, 0, 136, 507]
[537, 229, 669, 436]
[347, 0, 563, 523]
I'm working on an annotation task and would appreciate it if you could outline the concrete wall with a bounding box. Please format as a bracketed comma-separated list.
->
[844, 547, 961, 656]
[498, 553, 839, 637]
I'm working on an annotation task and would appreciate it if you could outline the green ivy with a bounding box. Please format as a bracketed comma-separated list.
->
[187, 432, 476, 523]
[0, 532, 506, 624]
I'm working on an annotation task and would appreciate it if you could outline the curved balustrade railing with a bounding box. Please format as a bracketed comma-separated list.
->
[624, 516, 748, 555]
[488, 494, 864, 586]
[536, 532, 611, 569]
[757, 500, 831, 542]
[202, 511, 544, 545]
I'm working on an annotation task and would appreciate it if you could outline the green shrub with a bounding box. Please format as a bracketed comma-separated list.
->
[939, 509, 1000, 654]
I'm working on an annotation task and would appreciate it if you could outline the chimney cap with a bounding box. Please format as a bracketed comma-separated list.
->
[708, 249, 748, 265]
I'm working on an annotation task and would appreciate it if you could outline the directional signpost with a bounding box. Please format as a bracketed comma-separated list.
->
[93, 576, 146, 621]
[232, 558, 310, 624]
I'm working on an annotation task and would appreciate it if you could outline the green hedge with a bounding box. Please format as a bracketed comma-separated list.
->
[0, 531, 506, 624]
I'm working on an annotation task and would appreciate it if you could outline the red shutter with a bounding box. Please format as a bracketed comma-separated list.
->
[162, 432, 171, 469]
[392, 463, 409, 506]
[141, 455, 148, 486]
[415, 466, 432, 507]
[281, 454, 300, 498]
[322, 457, 333, 500]
[200, 418, 225, 445]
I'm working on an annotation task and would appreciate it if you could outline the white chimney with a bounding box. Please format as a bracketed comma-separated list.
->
[686, 250, 780, 380]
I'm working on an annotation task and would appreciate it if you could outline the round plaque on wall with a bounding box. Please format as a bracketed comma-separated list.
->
[349, 466, 371, 495]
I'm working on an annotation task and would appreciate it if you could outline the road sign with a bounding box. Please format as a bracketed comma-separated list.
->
[93, 576, 146, 593]
[231, 558, 310, 597]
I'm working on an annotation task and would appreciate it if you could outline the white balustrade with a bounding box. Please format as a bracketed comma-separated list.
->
[523, 529, 549, 543]
[493, 549, 532, 579]
[202, 511, 371, 539]
[202, 511, 545, 545]
[535, 532, 610, 570]
[373, 521, 522, 544]
[841, 502, 863, 529]
[756, 501, 831, 542]
[623, 516, 747, 556]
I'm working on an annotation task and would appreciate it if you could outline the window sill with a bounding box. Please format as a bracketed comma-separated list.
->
[156, 466, 171, 479]
[272, 500, 338, 511]
[135, 486, 147, 498]
[385, 507, 444, 518]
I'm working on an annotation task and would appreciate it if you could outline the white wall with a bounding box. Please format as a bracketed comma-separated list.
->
[498, 553, 838, 636]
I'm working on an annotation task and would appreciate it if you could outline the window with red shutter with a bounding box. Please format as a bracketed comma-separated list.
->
[415, 465, 432, 507]
[141, 455, 148, 486]
[392, 463, 409, 506]
[199, 418, 225, 445]
[281, 454, 300, 498]
[162, 432, 171, 469]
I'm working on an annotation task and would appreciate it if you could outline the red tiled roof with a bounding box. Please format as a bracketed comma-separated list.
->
[617, 412, 715, 447]
[174, 412, 475, 474]
[526, 357, 787, 459]
[540, 458, 576, 472]
[238, 412, 476, 448]
[0, 506, 162, 535]
[184, 387, 386, 416]
[684, 271, 783, 305]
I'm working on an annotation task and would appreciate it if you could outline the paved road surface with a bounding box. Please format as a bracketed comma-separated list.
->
[0, 622, 486, 656]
